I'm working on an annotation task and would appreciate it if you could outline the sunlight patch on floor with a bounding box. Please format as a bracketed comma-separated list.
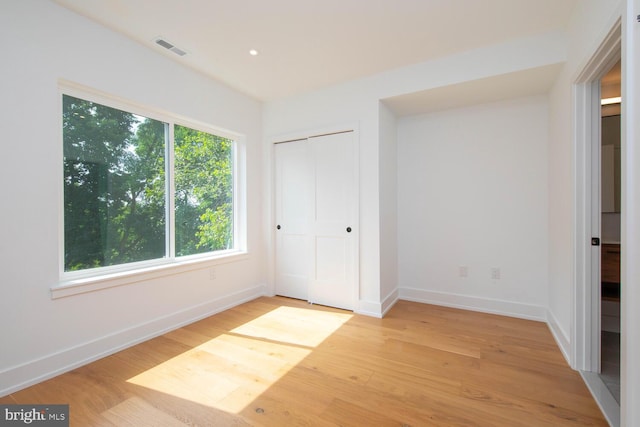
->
[127, 305, 352, 413]
[102, 396, 186, 426]
[230, 305, 353, 347]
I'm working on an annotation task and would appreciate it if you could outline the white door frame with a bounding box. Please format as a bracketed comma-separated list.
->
[573, 21, 621, 373]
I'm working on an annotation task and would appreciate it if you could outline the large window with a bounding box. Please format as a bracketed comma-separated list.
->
[62, 92, 238, 277]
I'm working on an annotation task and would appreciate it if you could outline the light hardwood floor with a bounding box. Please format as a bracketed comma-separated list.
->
[1, 297, 607, 426]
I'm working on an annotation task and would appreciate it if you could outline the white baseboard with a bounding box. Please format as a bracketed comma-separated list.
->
[546, 308, 572, 366]
[381, 289, 399, 317]
[355, 299, 383, 318]
[398, 287, 547, 322]
[0, 284, 266, 397]
[355, 290, 400, 318]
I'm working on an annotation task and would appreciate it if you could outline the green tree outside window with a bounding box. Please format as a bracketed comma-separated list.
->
[62, 94, 234, 272]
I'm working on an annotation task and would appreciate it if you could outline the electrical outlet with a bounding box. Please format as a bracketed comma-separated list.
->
[491, 268, 501, 280]
[209, 268, 216, 280]
[459, 266, 468, 278]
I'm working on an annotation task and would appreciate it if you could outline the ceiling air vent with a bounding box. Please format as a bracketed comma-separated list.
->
[154, 37, 187, 57]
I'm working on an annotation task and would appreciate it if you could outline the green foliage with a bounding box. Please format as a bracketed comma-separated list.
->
[63, 95, 233, 272]
[174, 125, 233, 256]
[195, 205, 233, 252]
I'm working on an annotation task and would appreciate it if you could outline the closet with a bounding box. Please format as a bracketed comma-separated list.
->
[274, 131, 357, 310]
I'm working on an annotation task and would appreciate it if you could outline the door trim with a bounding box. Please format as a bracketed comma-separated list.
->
[573, 20, 621, 373]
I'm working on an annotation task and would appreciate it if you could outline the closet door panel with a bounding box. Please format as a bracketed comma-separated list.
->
[309, 132, 355, 310]
[274, 140, 311, 301]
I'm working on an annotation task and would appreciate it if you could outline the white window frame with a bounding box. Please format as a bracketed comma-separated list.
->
[52, 81, 247, 299]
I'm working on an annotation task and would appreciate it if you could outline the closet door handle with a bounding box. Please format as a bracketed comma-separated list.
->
[346, 227, 352, 233]
[277, 225, 281, 230]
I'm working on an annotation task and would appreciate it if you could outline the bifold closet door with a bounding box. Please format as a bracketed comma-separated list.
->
[274, 131, 356, 310]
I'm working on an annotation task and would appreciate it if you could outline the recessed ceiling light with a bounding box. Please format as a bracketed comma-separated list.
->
[249, 49, 259, 56]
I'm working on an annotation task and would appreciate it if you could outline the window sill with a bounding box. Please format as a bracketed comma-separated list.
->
[51, 251, 249, 299]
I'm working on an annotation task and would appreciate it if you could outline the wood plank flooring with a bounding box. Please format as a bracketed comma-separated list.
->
[0, 297, 607, 426]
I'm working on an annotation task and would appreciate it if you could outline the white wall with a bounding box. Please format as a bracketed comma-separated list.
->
[378, 102, 398, 312]
[0, 0, 265, 395]
[397, 96, 549, 319]
[264, 31, 565, 317]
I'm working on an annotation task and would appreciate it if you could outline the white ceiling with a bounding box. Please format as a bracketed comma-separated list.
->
[383, 63, 564, 116]
[53, 0, 577, 103]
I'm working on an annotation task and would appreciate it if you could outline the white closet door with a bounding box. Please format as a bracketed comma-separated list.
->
[274, 131, 357, 310]
[308, 132, 356, 310]
[274, 140, 311, 301]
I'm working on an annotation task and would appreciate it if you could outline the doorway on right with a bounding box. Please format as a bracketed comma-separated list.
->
[600, 59, 621, 405]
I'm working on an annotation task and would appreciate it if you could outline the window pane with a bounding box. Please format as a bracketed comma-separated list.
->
[174, 125, 234, 256]
[63, 95, 167, 271]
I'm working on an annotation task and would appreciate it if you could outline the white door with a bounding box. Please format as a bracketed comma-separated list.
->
[308, 132, 356, 310]
[274, 131, 357, 310]
[274, 140, 311, 301]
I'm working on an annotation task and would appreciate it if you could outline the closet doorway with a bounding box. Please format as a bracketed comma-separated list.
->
[274, 130, 358, 310]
